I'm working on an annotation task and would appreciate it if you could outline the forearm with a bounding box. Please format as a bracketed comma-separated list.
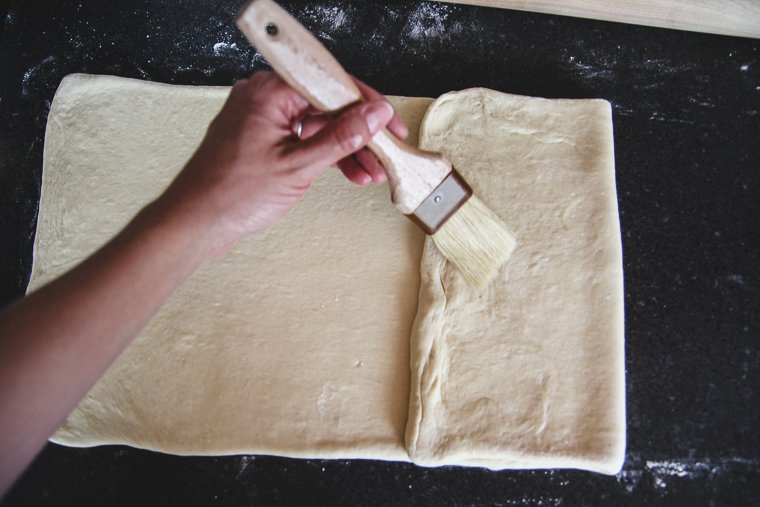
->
[0, 198, 209, 493]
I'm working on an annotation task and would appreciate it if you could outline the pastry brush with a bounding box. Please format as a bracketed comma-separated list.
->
[236, 0, 516, 288]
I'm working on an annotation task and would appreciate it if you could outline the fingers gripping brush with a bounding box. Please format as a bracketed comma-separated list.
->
[236, 0, 517, 288]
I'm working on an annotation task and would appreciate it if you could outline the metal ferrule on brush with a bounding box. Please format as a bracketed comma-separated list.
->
[408, 169, 473, 235]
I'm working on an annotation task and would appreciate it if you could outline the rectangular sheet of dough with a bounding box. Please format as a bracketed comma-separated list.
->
[406, 89, 625, 474]
[31, 75, 624, 473]
[31, 74, 431, 461]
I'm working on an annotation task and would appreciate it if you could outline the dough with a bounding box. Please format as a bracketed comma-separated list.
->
[31, 75, 624, 473]
[31, 74, 431, 461]
[407, 89, 625, 474]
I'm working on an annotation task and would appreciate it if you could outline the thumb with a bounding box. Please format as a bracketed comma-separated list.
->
[288, 100, 394, 176]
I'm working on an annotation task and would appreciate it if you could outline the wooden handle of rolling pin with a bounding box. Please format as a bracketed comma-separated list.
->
[236, 0, 452, 215]
[435, 0, 760, 39]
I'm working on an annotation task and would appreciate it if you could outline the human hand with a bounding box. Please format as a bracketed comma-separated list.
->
[296, 77, 409, 185]
[157, 71, 406, 258]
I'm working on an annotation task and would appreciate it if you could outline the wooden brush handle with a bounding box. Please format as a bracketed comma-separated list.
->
[236, 0, 451, 214]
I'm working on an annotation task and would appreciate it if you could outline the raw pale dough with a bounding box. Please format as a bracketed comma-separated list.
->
[406, 89, 625, 474]
[31, 75, 624, 473]
[32, 74, 431, 461]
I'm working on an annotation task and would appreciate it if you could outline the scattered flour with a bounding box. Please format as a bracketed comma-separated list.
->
[403, 3, 453, 41]
[21, 56, 57, 97]
[237, 455, 255, 477]
[299, 4, 352, 36]
[213, 41, 239, 56]
[725, 273, 748, 286]
[618, 454, 759, 492]
[294, 3, 461, 52]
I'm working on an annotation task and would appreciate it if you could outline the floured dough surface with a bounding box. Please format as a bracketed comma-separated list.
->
[406, 89, 625, 474]
[32, 74, 431, 460]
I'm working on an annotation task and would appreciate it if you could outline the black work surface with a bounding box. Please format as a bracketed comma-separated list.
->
[1, 0, 758, 505]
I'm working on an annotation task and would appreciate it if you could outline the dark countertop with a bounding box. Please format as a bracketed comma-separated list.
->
[1, 1, 758, 505]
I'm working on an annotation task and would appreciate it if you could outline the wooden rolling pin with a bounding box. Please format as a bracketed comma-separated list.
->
[434, 0, 760, 39]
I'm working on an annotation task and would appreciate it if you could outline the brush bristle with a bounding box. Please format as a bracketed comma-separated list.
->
[432, 196, 516, 289]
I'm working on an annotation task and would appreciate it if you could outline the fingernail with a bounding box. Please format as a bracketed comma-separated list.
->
[365, 101, 394, 134]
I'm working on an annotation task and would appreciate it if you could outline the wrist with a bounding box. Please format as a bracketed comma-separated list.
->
[134, 195, 218, 277]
